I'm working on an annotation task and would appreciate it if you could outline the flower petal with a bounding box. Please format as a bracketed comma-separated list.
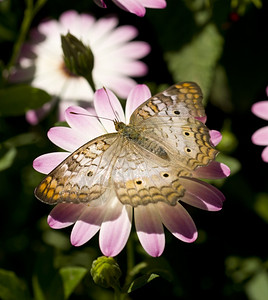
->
[210, 130, 222, 146]
[125, 84, 151, 123]
[99, 25, 138, 48]
[180, 177, 225, 211]
[98, 76, 137, 99]
[65, 106, 105, 138]
[94, 88, 125, 132]
[93, 0, 107, 8]
[33, 152, 69, 174]
[140, 0, 166, 8]
[252, 101, 268, 121]
[261, 146, 268, 162]
[71, 205, 105, 246]
[157, 202, 197, 243]
[112, 41, 150, 59]
[26, 100, 54, 125]
[112, 0, 146, 16]
[252, 126, 268, 145]
[100, 200, 132, 257]
[47, 126, 87, 152]
[193, 161, 230, 179]
[48, 203, 85, 229]
[134, 204, 165, 257]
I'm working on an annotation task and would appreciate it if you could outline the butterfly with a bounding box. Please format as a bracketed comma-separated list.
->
[35, 82, 218, 207]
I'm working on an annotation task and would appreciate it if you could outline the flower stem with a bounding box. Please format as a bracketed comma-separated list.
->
[5, 0, 47, 76]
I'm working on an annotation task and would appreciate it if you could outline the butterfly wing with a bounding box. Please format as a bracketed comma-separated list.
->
[35, 133, 121, 204]
[112, 140, 188, 206]
[129, 81, 218, 170]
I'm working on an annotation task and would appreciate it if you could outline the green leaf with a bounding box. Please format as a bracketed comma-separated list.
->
[3, 132, 41, 147]
[0, 85, 51, 116]
[254, 193, 268, 223]
[32, 275, 46, 300]
[165, 23, 224, 102]
[59, 267, 88, 299]
[127, 273, 159, 293]
[246, 270, 268, 300]
[0, 269, 30, 300]
[0, 146, 17, 171]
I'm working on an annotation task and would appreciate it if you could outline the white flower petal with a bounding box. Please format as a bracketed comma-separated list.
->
[71, 205, 105, 246]
[48, 203, 85, 229]
[94, 88, 125, 132]
[100, 199, 132, 257]
[33, 152, 69, 174]
[134, 204, 165, 257]
[157, 202, 197, 243]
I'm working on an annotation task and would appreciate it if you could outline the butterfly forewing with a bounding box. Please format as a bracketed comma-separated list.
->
[35, 134, 120, 204]
[130, 82, 205, 125]
[129, 81, 218, 171]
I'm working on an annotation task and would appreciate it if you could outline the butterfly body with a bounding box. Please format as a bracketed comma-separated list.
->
[35, 82, 218, 207]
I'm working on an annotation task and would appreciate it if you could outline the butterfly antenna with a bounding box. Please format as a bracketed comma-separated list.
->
[69, 111, 113, 122]
[103, 87, 120, 123]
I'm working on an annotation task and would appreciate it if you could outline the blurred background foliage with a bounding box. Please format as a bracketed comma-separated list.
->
[1, 0, 268, 299]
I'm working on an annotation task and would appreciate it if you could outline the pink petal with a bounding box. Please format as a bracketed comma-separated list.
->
[38, 19, 61, 36]
[252, 126, 268, 145]
[90, 16, 118, 40]
[26, 100, 54, 125]
[134, 204, 165, 257]
[33, 152, 69, 174]
[48, 203, 85, 229]
[114, 61, 148, 77]
[94, 88, 125, 132]
[93, 0, 107, 8]
[112, 0, 146, 16]
[59, 10, 79, 26]
[100, 25, 138, 47]
[193, 161, 230, 179]
[261, 146, 268, 162]
[100, 76, 137, 99]
[157, 202, 197, 243]
[252, 101, 268, 120]
[47, 127, 87, 152]
[71, 205, 105, 246]
[180, 177, 225, 211]
[125, 84, 151, 123]
[111, 41, 150, 59]
[140, 0, 166, 8]
[210, 130, 222, 146]
[65, 106, 105, 139]
[195, 116, 207, 123]
[99, 200, 132, 257]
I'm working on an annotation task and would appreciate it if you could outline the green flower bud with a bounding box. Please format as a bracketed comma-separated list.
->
[90, 256, 122, 289]
[61, 32, 95, 91]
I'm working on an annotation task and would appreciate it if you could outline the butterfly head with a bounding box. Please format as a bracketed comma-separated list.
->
[114, 120, 127, 132]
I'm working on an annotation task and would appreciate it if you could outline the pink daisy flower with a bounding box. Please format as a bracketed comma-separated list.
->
[33, 85, 229, 257]
[94, 0, 167, 17]
[10, 10, 150, 124]
[252, 87, 268, 162]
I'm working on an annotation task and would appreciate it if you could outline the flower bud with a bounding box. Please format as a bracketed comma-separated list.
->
[90, 256, 122, 289]
[61, 32, 95, 91]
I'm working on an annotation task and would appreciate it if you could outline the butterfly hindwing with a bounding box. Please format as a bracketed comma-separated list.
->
[112, 141, 190, 206]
